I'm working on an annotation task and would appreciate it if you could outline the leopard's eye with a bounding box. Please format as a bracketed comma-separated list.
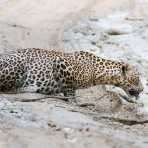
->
[133, 77, 139, 85]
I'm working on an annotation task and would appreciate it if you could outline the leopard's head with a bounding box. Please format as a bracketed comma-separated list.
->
[117, 63, 143, 99]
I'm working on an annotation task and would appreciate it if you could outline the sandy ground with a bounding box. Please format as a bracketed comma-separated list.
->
[0, 0, 148, 148]
[0, 0, 133, 51]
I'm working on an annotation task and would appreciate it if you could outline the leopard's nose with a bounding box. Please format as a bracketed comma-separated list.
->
[128, 89, 139, 97]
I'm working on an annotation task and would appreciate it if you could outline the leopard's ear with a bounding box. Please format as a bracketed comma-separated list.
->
[121, 63, 129, 78]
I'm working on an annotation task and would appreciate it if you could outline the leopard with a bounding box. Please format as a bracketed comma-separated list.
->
[0, 48, 143, 102]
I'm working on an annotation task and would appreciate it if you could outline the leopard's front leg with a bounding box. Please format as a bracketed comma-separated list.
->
[63, 89, 76, 103]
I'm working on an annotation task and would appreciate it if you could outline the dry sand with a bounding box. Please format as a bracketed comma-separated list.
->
[0, 0, 134, 50]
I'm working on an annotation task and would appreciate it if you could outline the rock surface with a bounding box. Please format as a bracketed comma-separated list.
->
[0, 0, 148, 148]
[0, 88, 147, 148]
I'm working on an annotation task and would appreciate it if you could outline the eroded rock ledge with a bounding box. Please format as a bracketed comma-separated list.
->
[0, 86, 147, 148]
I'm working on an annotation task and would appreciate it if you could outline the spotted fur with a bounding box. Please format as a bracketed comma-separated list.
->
[0, 48, 143, 100]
